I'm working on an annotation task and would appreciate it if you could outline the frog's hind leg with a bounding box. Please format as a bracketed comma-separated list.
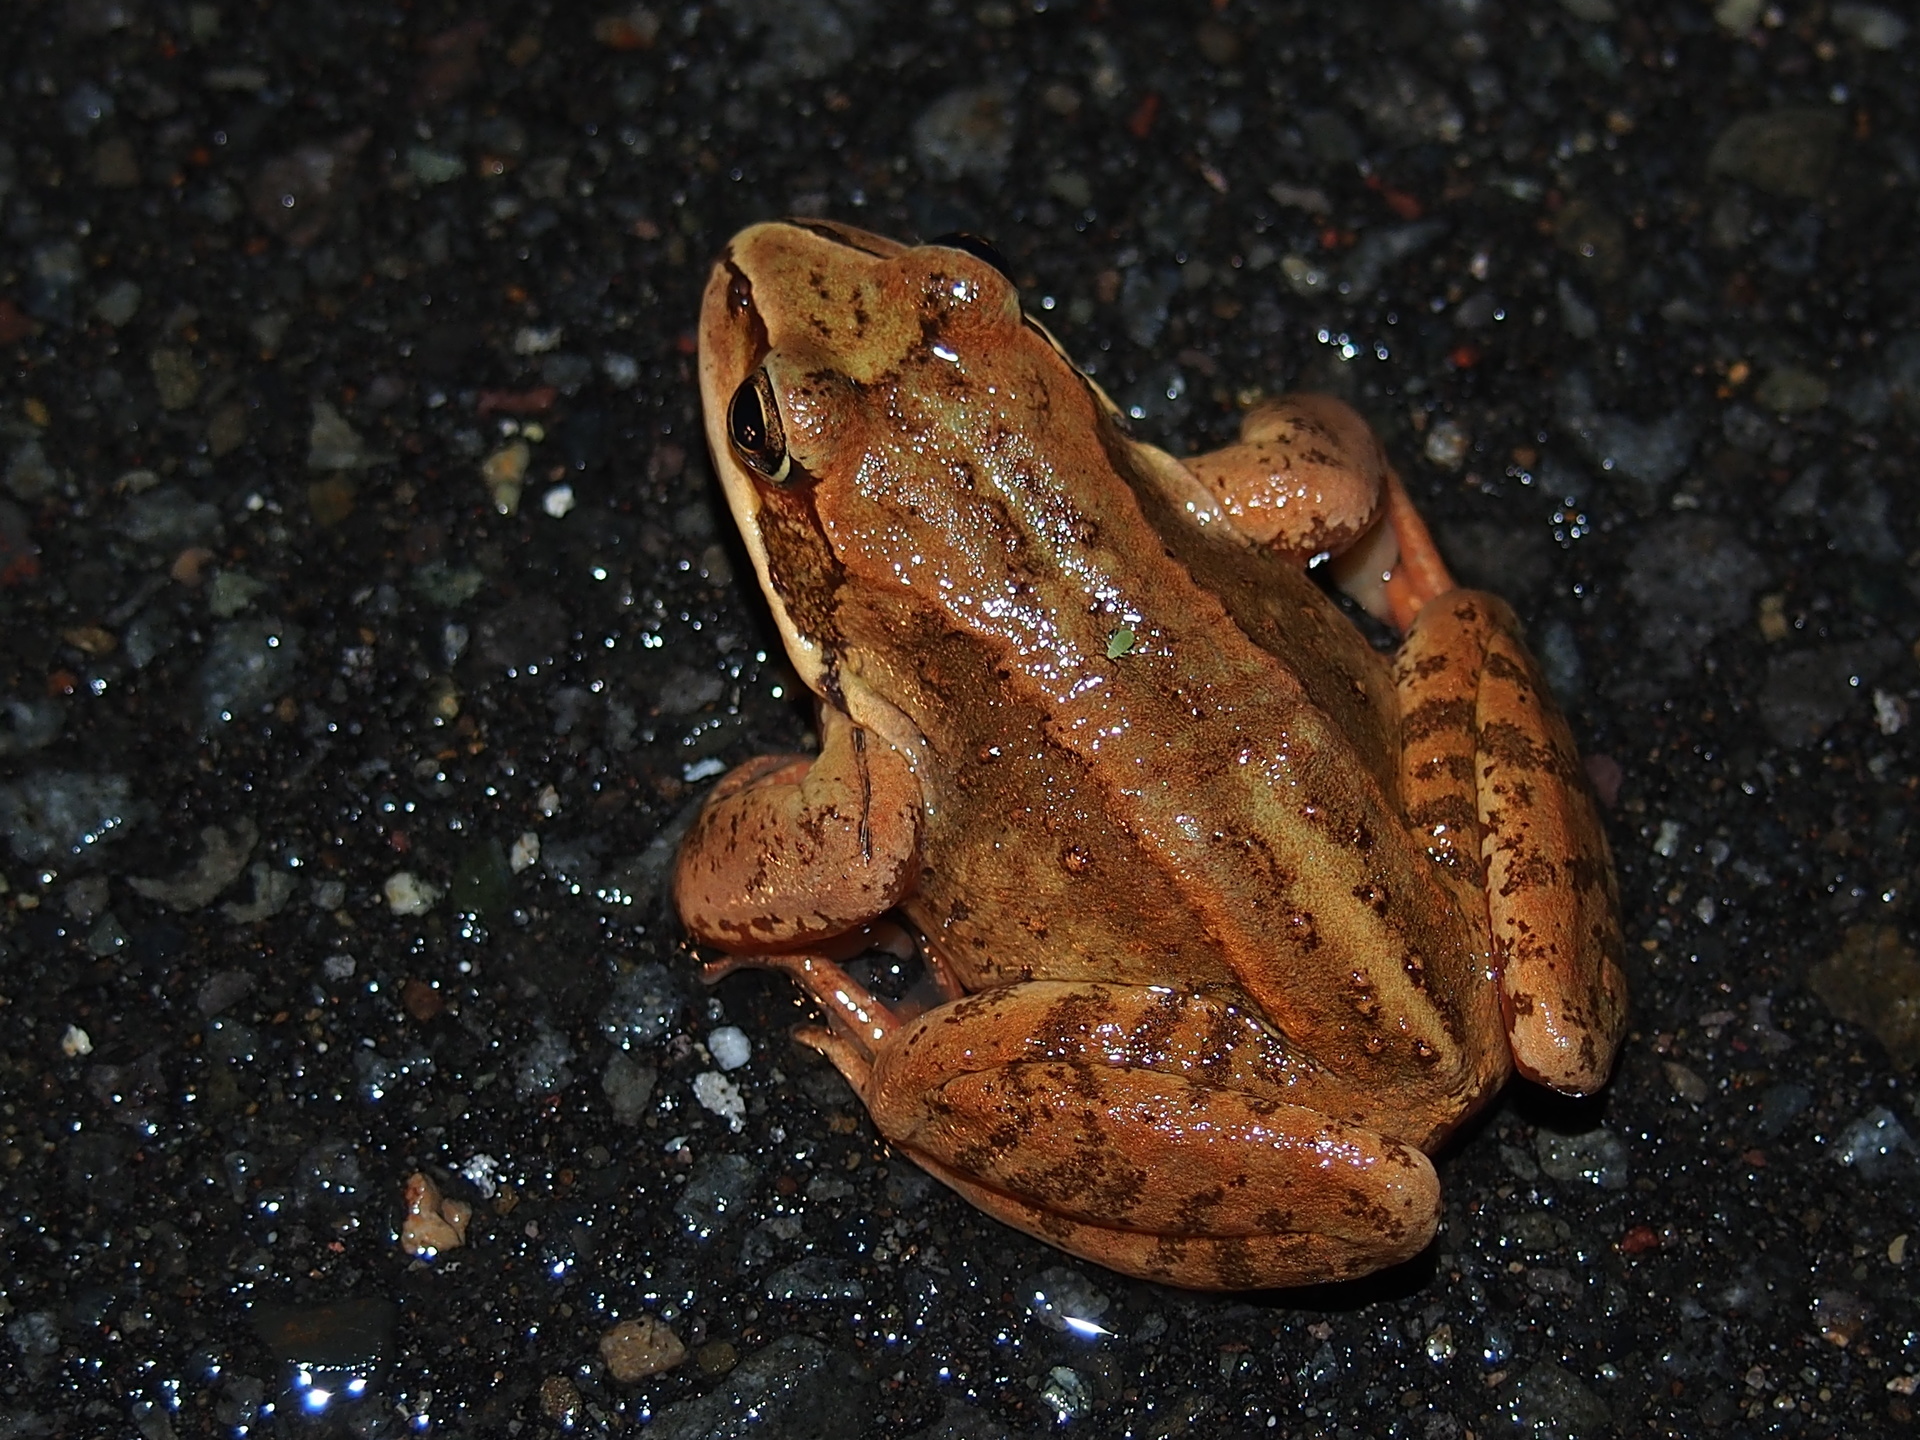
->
[1180, 394, 1457, 631]
[857, 981, 1443, 1291]
[1182, 394, 1390, 565]
[915, 1141, 1436, 1292]
[1394, 592, 1628, 1093]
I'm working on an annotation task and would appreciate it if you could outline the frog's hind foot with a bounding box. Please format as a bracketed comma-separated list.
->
[700, 949, 898, 1098]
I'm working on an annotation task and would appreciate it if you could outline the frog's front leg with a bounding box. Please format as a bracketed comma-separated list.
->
[672, 704, 921, 952]
[729, 956, 1440, 1291]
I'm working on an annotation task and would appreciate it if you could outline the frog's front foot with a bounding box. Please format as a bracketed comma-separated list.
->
[725, 953, 1441, 1292]
[672, 705, 921, 953]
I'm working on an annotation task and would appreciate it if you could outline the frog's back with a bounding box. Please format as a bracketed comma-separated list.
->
[828, 375, 1493, 1105]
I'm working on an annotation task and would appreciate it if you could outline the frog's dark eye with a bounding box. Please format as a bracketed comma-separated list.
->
[928, 231, 1014, 282]
[727, 370, 791, 484]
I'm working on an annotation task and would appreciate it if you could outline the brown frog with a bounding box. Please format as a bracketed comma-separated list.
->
[672, 220, 1627, 1290]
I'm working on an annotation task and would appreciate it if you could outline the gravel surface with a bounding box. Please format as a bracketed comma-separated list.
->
[1, 2, 1917, 1437]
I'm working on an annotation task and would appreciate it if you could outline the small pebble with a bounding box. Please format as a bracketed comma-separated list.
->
[482, 440, 529, 515]
[91, 280, 141, 326]
[599, 1316, 686, 1382]
[541, 484, 575, 518]
[400, 979, 444, 1022]
[400, 1171, 471, 1257]
[538, 1375, 580, 1426]
[708, 1026, 751, 1071]
[1423, 418, 1470, 471]
[509, 831, 540, 872]
[1040, 1365, 1094, 1421]
[1662, 1062, 1709, 1104]
[60, 1024, 92, 1058]
[383, 870, 442, 916]
[693, 1070, 746, 1131]
[1831, 1106, 1914, 1178]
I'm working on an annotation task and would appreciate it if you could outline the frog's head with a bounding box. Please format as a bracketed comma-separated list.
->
[697, 219, 1063, 700]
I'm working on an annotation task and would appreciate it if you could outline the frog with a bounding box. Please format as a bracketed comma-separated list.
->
[672, 219, 1627, 1291]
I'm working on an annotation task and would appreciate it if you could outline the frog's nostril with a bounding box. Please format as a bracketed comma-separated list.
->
[728, 371, 791, 484]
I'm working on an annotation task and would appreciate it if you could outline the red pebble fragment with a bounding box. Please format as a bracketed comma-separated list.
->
[475, 385, 557, 417]
[0, 504, 40, 586]
[1618, 1225, 1661, 1255]
[1584, 752, 1624, 808]
[401, 978, 445, 1022]
[0, 299, 40, 346]
[1127, 92, 1160, 139]
[1364, 173, 1424, 220]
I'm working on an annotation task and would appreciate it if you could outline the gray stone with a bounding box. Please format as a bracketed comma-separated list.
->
[913, 86, 1016, 182]
[1707, 108, 1845, 198]
[601, 1051, 658, 1124]
[676, 1153, 760, 1237]
[599, 963, 683, 1047]
[200, 618, 302, 724]
[1556, 372, 1696, 508]
[1495, 1361, 1611, 1439]
[130, 819, 258, 911]
[1534, 1126, 1630, 1190]
[646, 1334, 869, 1440]
[1622, 516, 1766, 666]
[764, 1258, 865, 1302]
[1757, 637, 1903, 745]
[906, 1399, 1015, 1440]
[0, 769, 139, 861]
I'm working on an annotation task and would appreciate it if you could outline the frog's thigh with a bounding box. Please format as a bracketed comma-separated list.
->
[1183, 394, 1388, 562]
[671, 705, 920, 952]
[864, 987, 1439, 1291]
[1397, 592, 1628, 1094]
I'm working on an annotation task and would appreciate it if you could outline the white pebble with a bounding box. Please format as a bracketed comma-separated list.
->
[542, 484, 576, 519]
[510, 831, 541, 873]
[708, 1026, 751, 1071]
[383, 870, 442, 916]
[692, 1071, 746, 1132]
[61, 1025, 92, 1057]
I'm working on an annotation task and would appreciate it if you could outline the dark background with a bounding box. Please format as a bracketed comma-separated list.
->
[1, 1, 1917, 1436]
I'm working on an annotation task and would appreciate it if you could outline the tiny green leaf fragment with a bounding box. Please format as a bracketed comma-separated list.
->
[1106, 626, 1136, 659]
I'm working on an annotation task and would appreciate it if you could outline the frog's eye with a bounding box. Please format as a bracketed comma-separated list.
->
[727, 370, 791, 484]
[928, 231, 1014, 283]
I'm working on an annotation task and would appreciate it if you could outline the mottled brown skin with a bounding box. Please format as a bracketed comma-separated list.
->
[673, 220, 1627, 1291]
